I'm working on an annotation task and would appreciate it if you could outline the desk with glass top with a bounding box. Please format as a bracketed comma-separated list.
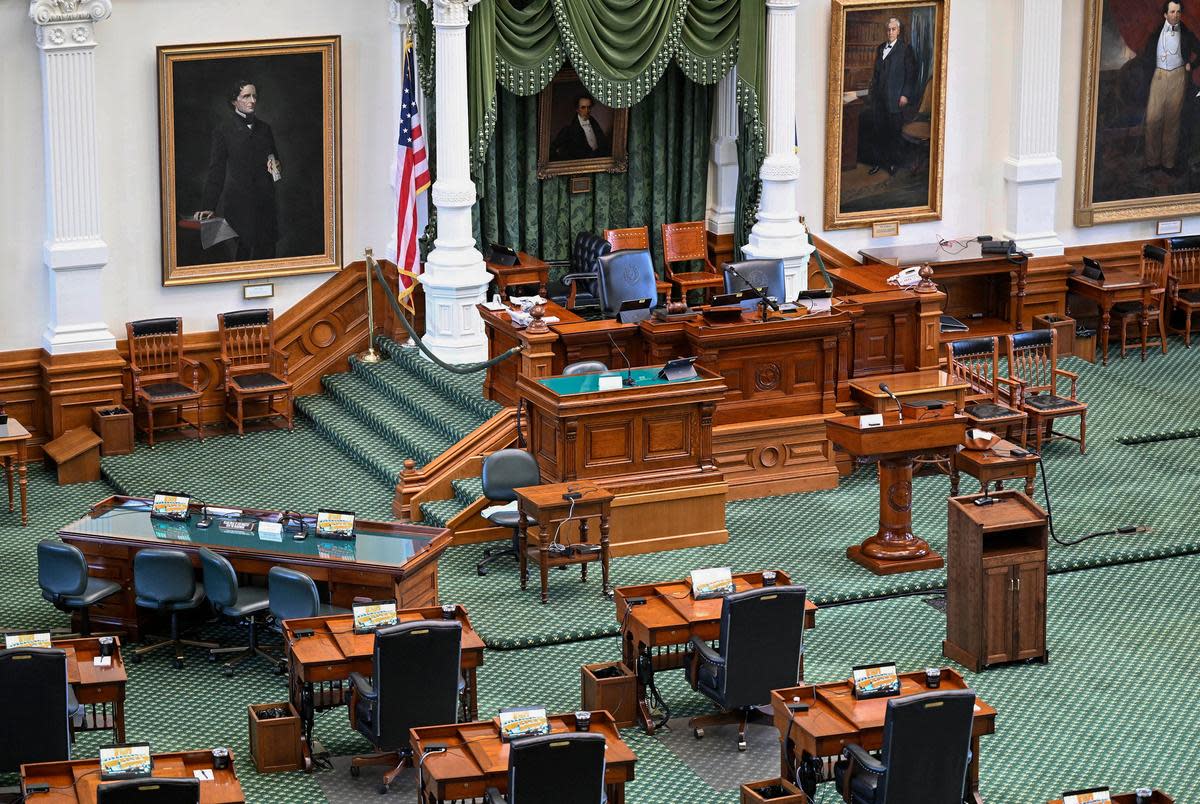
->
[57, 496, 451, 640]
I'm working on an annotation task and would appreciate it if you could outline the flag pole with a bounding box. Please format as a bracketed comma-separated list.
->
[359, 247, 382, 363]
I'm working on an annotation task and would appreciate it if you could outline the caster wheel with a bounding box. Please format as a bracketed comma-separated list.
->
[350, 766, 360, 778]
[693, 728, 704, 739]
[131, 653, 142, 664]
[477, 567, 487, 577]
[172, 658, 184, 670]
[208, 653, 218, 662]
[737, 740, 747, 752]
[273, 664, 286, 676]
[378, 784, 389, 795]
[222, 667, 233, 678]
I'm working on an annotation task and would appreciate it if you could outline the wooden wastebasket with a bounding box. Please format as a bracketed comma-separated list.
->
[580, 662, 636, 728]
[740, 777, 806, 804]
[92, 405, 135, 456]
[248, 702, 303, 773]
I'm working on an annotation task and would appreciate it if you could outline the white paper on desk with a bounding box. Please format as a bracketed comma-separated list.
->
[258, 522, 283, 542]
[598, 375, 624, 391]
[481, 501, 519, 519]
[193, 769, 214, 781]
[93, 656, 112, 668]
[509, 295, 548, 311]
[800, 297, 833, 313]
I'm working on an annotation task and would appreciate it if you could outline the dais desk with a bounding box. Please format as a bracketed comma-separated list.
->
[21, 749, 244, 804]
[57, 497, 450, 640]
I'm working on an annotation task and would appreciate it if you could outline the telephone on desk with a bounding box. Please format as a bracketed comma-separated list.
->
[888, 266, 922, 287]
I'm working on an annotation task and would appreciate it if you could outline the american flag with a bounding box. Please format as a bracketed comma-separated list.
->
[393, 36, 430, 313]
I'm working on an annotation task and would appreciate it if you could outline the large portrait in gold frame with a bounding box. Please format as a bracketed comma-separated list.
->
[1075, 0, 1200, 226]
[824, 0, 949, 230]
[537, 66, 629, 179]
[157, 36, 341, 286]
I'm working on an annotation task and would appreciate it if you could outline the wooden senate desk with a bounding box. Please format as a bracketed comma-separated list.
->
[55, 635, 127, 742]
[57, 497, 450, 640]
[1048, 792, 1173, 804]
[771, 668, 995, 802]
[1067, 268, 1159, 365]
[515, 483, 612, 604]
[0, 416, 31, 525]
[518, 366, 729, 557]
[411, 711, 636, 804]
[484, 251, 549, 299]
[21, 749, 245, 803]
[849, 369, 968, 413]
[614, 571, 817, 734]
[282, 606, 484, 771]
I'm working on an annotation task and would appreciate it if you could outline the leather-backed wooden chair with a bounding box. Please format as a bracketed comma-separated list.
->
[603, 226, 671, 300]
[944, 336, 1026, 445]
[662, 221, 723, 302]
[125, 317, 203, 448]
[216, 308, 293, 437]
[1166, 235, 1200, 346]
[1114, 244, 1169, 359]
[1006, 329, 1087, 454]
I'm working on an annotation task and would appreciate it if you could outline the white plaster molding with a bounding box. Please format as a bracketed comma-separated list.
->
[29, 0, 111, 25]
[706, 68, 739, 236]
[428, 0, 480, 28]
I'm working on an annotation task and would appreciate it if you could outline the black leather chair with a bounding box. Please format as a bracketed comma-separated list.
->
[722, 258, 787, 302]
[685, 585, 808, 751]
[130, 548, 217, 669]
[0, 647, 74, 772]
[347, 620, 462, 793]
[95, 778, 200, 803]
[484, 732, 607, 804]
[557, 232, 611, 310]
[475, 449, 541, 577]
[597, 250, 659, 318]
[833, 689, 976, 804]
[562, 360, 609, 376]
[38, 539, 122, 636]
[267, 567, 348, 671]
[199, 547, 273, 677]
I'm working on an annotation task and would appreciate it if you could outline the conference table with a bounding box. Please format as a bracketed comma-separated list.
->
[57, 496, 451, 640]
[21, 749, 244, 803]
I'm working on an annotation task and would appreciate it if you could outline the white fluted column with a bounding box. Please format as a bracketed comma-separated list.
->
[1002, 0, 1064, 256]
[742, 0, 813, 299]
[29, 0, 116, 354]
[420, 0, 490, 364]
[706, 68, 739, 237]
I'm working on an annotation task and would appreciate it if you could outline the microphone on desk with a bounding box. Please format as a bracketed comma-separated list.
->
[724, 263, 780, 320]
[608, 333, 635, 387]
[879, 383, 903, 421]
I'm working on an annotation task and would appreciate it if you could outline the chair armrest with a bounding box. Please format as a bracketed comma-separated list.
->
[995, 375, 1024, 406]
[484, 787, 505, 804]
[271, 348, 290, 378]
[349, 671, 376, 701]
[688, 635, 724, 667]
[561, 272, 597, 287]
[839, 742, 887, 800]
[178, 356, 200, 389]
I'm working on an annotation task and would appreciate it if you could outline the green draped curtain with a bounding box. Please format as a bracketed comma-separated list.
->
[473, 64, 711, 273]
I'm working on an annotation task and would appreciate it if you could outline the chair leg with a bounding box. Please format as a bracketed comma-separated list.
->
[147, 407, 156, 448]
[1078, 411, 1087, 455]
[236, 397, 245, 438]
[688, 708, 752, 751]
[1158, 308, 1168, 354]
[349, 750, 409, 794]
[79, 607, 91, 637]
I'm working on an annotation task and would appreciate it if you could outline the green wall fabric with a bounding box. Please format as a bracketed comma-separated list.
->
[472, 65, 711, 277]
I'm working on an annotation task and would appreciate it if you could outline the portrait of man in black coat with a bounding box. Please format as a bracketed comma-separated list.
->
[867, 17, 918, 175]
[550, 94, 610, 161]
[195, 79, 281, 262]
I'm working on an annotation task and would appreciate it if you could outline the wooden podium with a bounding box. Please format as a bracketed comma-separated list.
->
[826, 410, 967, 574]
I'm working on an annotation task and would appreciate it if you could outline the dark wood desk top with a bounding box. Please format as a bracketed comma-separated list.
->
[1067, 269, 1151, 292]
[484, 251, 548, 271]
[411, 711, 635, 794]
[860, 241, 994, 266]
[614, 571, 817, 633]
[953, 438, 1038, 472]
[53, 636, 127, 688]
[1047, 792, 1173, 804]
[22, 750, 244, 803]
[514, 484, 613, 513]
[849, 369, 968, 399]
[0, 418, 31, 443]
[282, 606, 484, 671]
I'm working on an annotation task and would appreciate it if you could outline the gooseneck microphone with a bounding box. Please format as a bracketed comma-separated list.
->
[608, 333, 635, 387]
[879, 382, 903, 421]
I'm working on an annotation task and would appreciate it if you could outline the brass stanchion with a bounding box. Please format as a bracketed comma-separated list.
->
[359, 247, 382, 363]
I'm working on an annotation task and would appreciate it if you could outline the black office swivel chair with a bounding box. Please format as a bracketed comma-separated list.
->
[685, 585, 808, 751]
[833, 689, 976, 804]
[475, 448, 541, 577]
[722, 258, 787, 306]
[562, 360, 609, 376]
[597, 250, 659, 318]
[95, 778, 200, 803]
[199, 547, 273, 677]
[0, 647, 74, 773]
[484, 732, 607, 804]
[556, 232, 611, 310]
[130, 548, 217, 669]
[347, 619, 462, 793]
[37, 539, 123, 636]
[266, 566, 347, 672]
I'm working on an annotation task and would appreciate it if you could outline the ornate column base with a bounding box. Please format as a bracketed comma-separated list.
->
[418, 270, 490, 365]
[1002, 156, 1064, 257]
[42, 241, 116, 354]
[741, 236, 815, 302]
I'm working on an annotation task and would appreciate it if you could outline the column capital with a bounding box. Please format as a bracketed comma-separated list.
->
[424, 0, 480, 28]
[765, 0, 799, 9]
[29, 0, 110, 49]
[389, 0, 415, 28]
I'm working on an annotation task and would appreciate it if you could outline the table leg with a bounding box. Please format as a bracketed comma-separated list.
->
[606, 782, 625, 804]
[579, 517, 589, 583]
[967, 734, 982, 799]
[467, 667, 478, 720]
[950, 455, 960, 496]
[1100, 305, 1112, 366]
[518, 508, 529, 590]
[5, 456, 12, 512]
[538, 514, 551, 604]
[1139, 301, 1150, 362]
[113, 696, 126, 742]
[18, 443, 26, 525]
[599, 509, 611, 597]
[1025, 471, 1035, 497]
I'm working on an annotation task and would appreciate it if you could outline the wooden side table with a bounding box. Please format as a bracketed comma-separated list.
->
[515, 483, 614, 604]
[0, 417, 31, 525]
[951, 438, 1038, 496]
[485, 251, 550, 299]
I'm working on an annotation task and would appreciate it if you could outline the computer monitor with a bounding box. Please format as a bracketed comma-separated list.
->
[1061, 788, 1111, 804]
[150, 493, 190, 522]
[688, 567, 734, 600]
[315, 509, 355, 539]
[99, 743, 153, 781]
[96, 778, 200, 804]
[851, 663, 900, 700]
[498, 706, 550, 741]
[4, 631, 52, 649]
[352, 599, 398, 634]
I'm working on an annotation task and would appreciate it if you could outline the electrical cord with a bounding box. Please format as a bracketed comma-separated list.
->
[1034, 454, 1149, 546]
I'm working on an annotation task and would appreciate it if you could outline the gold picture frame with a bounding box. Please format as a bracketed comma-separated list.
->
[537, 66, 629, 179]
[1074, 0, 1200, 226]
[157, 36, 341, 285]
[824, 0, 949, 230]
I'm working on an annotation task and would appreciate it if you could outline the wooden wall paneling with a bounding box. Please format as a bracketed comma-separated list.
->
[705, 230, 735, 272]
[712, 414, 840, 499]
[39, 351, 125, 441]
[0, 349, 49, 458]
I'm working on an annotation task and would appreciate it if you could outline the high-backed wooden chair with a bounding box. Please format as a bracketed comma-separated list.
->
[1166, 235, 1200, 346]
[603, 226, 670, 300]
[216, 308, 293, 437]
[1114, 244, 1169, 359]
[661, 221, 723, 302]
[125, 318, 203, 447]
[1005, 329, 1087, 454]
[944, 336, 1026, 445]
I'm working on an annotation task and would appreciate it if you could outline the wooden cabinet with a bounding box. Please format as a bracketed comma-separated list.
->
[944, 490, 1049, 671]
